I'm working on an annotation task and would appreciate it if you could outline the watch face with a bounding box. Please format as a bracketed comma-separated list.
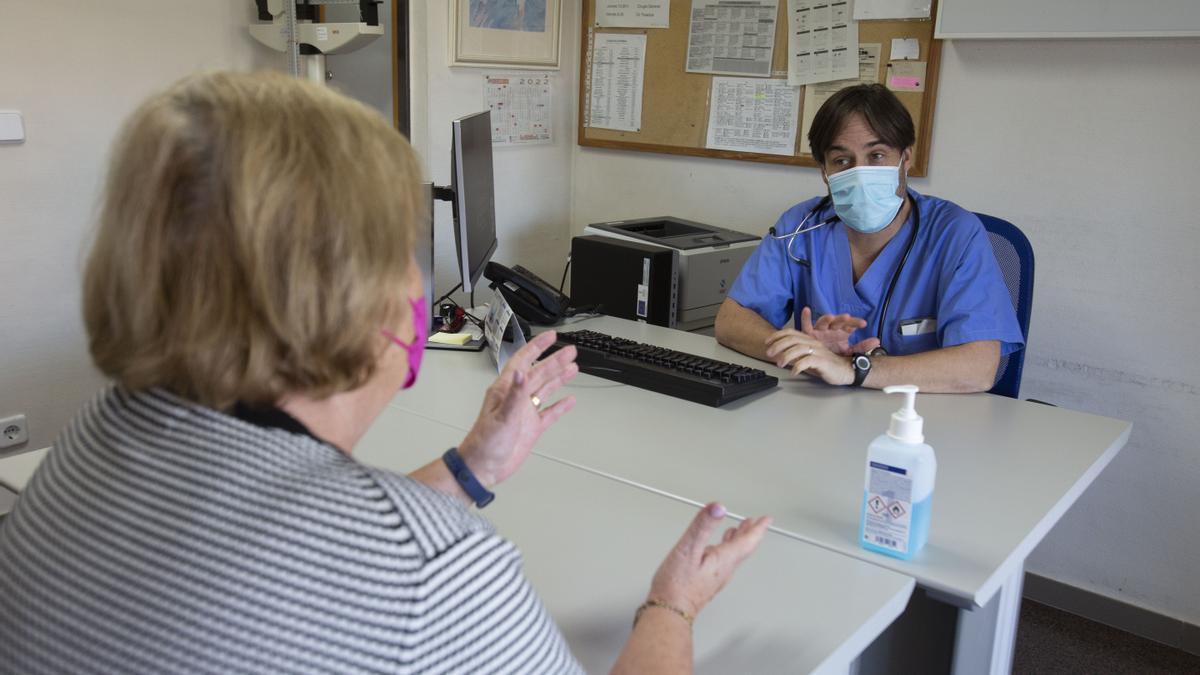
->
[853, 354, 871, 370]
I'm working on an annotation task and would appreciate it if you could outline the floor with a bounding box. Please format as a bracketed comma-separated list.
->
[1013, 600, 1200, 674]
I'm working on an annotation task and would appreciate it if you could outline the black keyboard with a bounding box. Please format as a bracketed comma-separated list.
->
[546, 330, 778, 407]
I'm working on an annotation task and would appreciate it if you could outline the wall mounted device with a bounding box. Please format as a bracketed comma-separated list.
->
[249, 0, 383, 84]
[0, 112, 25, 144]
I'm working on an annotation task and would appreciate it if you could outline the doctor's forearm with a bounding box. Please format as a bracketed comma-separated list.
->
[862, 341, 1000, 393]
[714, 299, 777, 361]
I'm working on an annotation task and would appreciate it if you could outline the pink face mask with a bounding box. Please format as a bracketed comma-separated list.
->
[382, 297, 428, 389]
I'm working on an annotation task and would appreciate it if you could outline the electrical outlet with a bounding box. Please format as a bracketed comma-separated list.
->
[0, 414, 28, 449]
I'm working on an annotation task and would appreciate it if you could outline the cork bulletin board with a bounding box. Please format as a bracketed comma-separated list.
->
[578, 1, 943, 176]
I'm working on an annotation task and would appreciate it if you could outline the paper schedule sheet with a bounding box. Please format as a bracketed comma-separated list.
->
[686, 0, 779, 77]
[705, 77, 801, 156]
[799, 43, 880, 155]
[587, 33, 648, 132]
[853, 0, 930, 20]
[787, 0, 860, 86]
[596, 0, 671, 28]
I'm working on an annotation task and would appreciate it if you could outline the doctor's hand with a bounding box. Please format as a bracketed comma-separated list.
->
[800, 306, 881, 356]
[765, 328, 855, 386]
[458, 331, 579, 489]
[647, 503, 772, 619]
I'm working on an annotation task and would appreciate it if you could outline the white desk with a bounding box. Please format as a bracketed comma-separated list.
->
[393, 315, 1132, 674]
[0, 448, 49, 515]
[355, 409, 915, 674]
[1, 406, 911, 673]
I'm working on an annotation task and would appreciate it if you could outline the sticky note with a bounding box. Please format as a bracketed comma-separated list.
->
[428, 332, 472, 346]
[891, 38, 919, 60]
[886, 61, 926, 92]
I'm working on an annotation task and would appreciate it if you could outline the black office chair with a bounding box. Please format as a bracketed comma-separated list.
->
[975, 213, 1034, 399]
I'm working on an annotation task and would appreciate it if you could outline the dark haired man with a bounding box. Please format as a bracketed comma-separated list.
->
[714, 84, 1023, 393]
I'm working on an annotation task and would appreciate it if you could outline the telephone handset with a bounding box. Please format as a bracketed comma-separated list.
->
[483, 262, 570, 325]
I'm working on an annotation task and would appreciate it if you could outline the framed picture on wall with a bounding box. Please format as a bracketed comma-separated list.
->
[449, 0, 561, 70]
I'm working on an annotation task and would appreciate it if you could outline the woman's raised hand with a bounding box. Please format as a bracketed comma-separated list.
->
[458, 331, 579, 488]
[646, 503, 772, 619]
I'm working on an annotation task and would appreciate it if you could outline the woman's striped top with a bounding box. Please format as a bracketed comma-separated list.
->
[0, 387, 582, 674]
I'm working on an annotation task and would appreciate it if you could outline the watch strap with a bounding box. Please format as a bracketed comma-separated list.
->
[852, 354, 871, 387]
[442, 447, 494, 508]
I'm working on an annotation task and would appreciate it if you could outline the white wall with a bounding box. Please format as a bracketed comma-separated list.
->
[0, 0, 580, 450]
[409, 2, 580, 301]
[0, 2, 280, 454]
[572, 39, 1200, 625]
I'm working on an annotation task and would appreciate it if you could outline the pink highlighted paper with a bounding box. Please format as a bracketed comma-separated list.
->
[885, 61, 926, 92]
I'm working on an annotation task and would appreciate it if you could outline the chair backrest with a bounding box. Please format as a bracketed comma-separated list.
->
[974, 213, 1034, 399]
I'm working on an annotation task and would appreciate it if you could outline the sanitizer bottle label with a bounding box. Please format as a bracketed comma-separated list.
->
[863, 461, 912, 554]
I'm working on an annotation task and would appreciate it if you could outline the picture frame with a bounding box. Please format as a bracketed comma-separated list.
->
[449, 0, 562, 70]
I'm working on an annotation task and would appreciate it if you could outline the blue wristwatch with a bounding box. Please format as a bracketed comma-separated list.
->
[442, 447, 494, 508]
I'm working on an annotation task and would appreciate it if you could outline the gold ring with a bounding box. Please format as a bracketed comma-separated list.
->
[530, 395, 542, 409]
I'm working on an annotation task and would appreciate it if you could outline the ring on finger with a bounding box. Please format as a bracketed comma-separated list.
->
[530, 394, 542, 409]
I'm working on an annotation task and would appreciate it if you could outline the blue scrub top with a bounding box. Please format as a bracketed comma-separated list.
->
[728, 190, 1025, 357]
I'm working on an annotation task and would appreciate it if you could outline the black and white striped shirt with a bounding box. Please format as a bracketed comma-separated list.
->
[0, 387, 582, 674]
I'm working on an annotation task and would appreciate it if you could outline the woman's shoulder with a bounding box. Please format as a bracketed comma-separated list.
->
[67, 387, 500, 562]
[359, 465, 501, 557]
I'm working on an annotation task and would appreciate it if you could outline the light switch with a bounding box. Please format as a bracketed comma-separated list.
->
[0, 111, 26, 144]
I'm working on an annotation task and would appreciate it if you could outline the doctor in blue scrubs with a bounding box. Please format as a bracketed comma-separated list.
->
[714, 84, 1023, 393]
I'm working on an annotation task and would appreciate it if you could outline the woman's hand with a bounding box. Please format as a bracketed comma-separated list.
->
[765, 328, 855, 386]
[458, 331, 579, 488]
[799, 306, 880, 356]
[647, 503, 771, 618]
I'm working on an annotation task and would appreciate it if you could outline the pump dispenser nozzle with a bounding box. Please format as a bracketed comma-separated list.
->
[883, 384, 924, 444]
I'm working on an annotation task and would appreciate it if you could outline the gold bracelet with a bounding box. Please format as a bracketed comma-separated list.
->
[633, 599, 694, 629]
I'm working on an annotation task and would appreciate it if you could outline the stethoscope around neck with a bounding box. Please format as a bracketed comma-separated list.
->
[766, 193, 920, 354]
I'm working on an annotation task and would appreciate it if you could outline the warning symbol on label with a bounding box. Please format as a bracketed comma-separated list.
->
[888, 501, 907, 519]
[869, 496, 887, 514]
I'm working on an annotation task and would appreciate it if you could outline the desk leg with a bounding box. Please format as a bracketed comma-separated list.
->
[951, 564, 1025, 675]
[853, 565, 1026, 675]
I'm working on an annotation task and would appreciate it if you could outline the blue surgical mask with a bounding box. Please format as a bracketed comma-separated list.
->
[827, 165, 904, 234]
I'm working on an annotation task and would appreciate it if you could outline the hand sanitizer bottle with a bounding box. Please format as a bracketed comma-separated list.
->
[860, 385, 936, 560]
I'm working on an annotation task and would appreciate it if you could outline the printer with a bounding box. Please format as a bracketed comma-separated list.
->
[575, 216, 759, 331]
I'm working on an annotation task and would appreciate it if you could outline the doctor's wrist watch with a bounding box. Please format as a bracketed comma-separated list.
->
[851, 352, 872, 387]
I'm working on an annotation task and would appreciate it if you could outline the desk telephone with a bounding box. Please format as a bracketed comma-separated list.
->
[484, 262, 571, 325]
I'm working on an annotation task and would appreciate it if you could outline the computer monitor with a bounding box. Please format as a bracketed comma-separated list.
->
[450, 110, 498, 293]
[418, 182, 434, 327]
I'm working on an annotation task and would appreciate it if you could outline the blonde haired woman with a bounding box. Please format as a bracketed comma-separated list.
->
[0, 73, 769, 674]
